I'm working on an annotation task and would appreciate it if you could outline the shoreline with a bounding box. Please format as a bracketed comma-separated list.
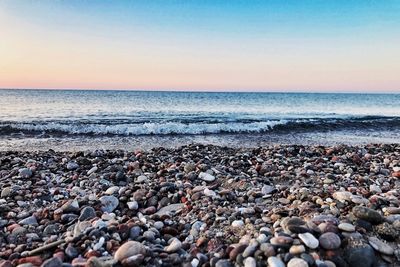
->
[0, 143, 399, 266]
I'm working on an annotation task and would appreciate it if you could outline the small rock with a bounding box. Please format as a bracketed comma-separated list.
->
[352, 206, 384, 224]
[319, 232, 341, 250]
[243, 257, 256, 267]
[287, 258, 309, 267]
[19, 216, 38, 226]
[267, 257, 285, 267]
[338, 223, 355, 232]
[198, 172, 215, 182]
[99, 196, 119, 213]
[41, 257, 62, 267]
[19, 168, 33, 178]
[114, 241, 147, 262]
[231, 220, 244, 228]
[298, 233, 319, 249]
[155, 203, 184, 216]
[79, 206, 96, 221]
[368, 236, 394, 255]
[66, 162, 79, 170]
[165, 238, 182, 253]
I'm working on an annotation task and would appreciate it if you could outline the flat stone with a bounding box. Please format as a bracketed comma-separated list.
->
[114, 241, 146, 262]
[155, 203, 184, 216]
[41, 257, 62, 267]
[287, 258, 309, 267]
[298, 233, 319, 249]
[1, 187, 11, 198]
[198, 172, 215, 182]
[262, 185, 275, 195]
[267, 257, 285, 267]
[66, 162, 79, 170]
[19, 168, 33, 178]
[338, 223, 355, 232]
[19, 216, 38, 226]
[368, 236, 394, 255]
[99, 196, 119, 213]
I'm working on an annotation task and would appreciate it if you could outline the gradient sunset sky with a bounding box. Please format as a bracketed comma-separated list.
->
[1, 0, 399, 92]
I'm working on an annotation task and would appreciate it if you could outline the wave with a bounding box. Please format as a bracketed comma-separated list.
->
[0, 116, 399, 136]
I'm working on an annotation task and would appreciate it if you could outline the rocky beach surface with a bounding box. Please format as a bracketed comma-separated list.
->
[0, 144, 399, 267]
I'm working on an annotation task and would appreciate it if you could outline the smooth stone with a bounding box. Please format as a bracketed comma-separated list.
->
[87, 166, 98, 175]
[215, 259, 233, 267]
[262, 185, 275, 195]
[352, 206, 384, 224]
[289, 245, 306, 254]
[298, 233, 319, 249]
[368, 237, 394, 255]
[231, 220, 244, 228]
[136, 175, 148, 183]
[105, 186, 119, 195]
[19, 168, 33, 178]
[287, 258, 309, 267]
[41, 257, 62, 267]
[165, 238, 182, 253]
[1, 188, 11, 198]
[344, 239, 375, 267]
[242, 244, 258, 258]
[61, 199, 80, 213]
[127, 201, 139, 210]
[332, 191, 352, 203]
[243, 257, 256, 267]
[338, 223, 355, 232]
[66, 162, 79, 170]
[19, 216, 38, 226]
[267, 257, 285, 267]
[155, 203, 184, 216]
[319, 232, 341, 250]
[99, 196, 119, 213]
[79, 206, 96, 221]
[114, 241, 146, 261]
[270, 236, 293, 246]
[198, 172, 216, 182]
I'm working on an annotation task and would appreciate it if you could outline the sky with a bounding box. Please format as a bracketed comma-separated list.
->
[0, 0, 399, 93]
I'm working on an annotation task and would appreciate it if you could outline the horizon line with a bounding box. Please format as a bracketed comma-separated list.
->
[0, 87, 399, 95]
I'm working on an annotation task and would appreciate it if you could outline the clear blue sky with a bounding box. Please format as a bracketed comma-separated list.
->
[1, 0, 399, 92]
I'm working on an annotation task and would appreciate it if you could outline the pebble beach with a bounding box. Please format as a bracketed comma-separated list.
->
[0, 144, 399, 267]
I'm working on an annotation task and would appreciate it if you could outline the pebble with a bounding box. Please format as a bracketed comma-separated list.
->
[338, 223, 355, 232]
[99, 196, 119, 213]
[198, 172, 216, 182]
[19, 168, 33, 178]
[319, 232, 341, 250]
[231, 220, 244, 228]
[352, 206, 384, 224]
[114, 241, 147, 262]
[243, 257, 256, 267]
[368, 236, 394, 255]
[79, 206, 96, 221]
[287, 258, 309, 267]
[298, 233, 319, 249]
[267, 257, 285, 267]
[165, 238, 182, 253]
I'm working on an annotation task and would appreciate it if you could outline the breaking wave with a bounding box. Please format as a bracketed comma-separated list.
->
[0, 116, 399, 136]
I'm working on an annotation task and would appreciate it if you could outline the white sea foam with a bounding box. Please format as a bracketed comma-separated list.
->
[5, 120, 291, 135]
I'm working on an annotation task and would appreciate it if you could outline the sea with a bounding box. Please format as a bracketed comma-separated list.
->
[0, 89, 399, 151]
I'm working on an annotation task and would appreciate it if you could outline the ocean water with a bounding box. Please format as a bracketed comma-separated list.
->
[0, 89, 399, 150]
